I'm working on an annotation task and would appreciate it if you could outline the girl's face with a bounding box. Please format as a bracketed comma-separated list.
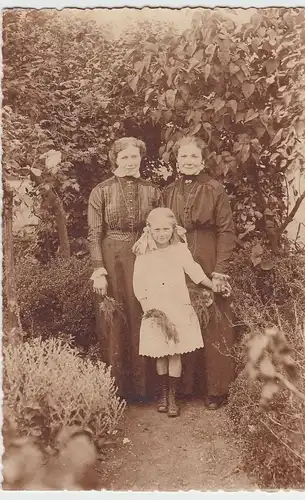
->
[116, 146, 141, 176]
[177, 143, 203, 175]
[150, 219, 174, 248]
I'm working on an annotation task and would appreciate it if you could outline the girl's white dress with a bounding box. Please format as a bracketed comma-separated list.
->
[133, 242, 206, 357]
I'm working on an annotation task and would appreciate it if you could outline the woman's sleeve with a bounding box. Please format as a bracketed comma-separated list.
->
[88, 185, 105, 269]
[181, 245, 210, 284]
[214, 185, 235, 274]
[133, 255, 149, 302]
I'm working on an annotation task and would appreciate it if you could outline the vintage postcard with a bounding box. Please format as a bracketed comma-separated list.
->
[2, 3, 305, 494]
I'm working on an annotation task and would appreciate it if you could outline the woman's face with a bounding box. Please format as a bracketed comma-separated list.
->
[177, 143, 203, 175]
[150, 220, 174, 248]
[116, 145, 141, 176]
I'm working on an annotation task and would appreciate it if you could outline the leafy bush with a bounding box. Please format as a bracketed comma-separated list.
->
[227, 246, 305, 488]
[3, 337, 126, 447]
[15, 255, 96, 346]
[229, 243, 305, 364]
[124, 8, 305, 249]
[227, 356, 305, 488]
[4, 8, 305, 256]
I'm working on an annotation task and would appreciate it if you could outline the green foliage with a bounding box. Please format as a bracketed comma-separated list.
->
[3, 337, 126, 446]
[229, 244, 305, 335]
[4, 10, 305, 486]
[3, 10, 118, 166]
[3, 10, 176, 255]
[228, 247, 305, 488]
[125, 8, 305, 240]
[15, 255, 96, 346]
[3, 8, 305, 252]
[227, 368, 305, 488]
[128, 8, 305, 166]
[3, 9, 176, 170]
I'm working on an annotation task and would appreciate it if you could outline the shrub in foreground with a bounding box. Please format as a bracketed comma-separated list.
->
[3, 337, 126, 446]
[227, 246, 305, 488]
[227, 365, 305, 488]
[15, 255, 96, 346]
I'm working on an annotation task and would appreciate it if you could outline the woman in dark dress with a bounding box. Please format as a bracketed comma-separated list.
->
[88, 137, 162, 401]
[164, 136, 236, 409]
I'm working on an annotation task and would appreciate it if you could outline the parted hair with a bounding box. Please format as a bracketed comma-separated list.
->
[146, 207, 178, 227]
[132, 208, 186, 255]
[108, 137, 147, 169]
[172, 135, 207, 158]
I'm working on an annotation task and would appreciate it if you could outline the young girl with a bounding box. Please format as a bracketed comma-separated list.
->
[132, 208, 213, 417]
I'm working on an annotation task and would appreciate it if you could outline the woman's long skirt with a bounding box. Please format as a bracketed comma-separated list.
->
[180, 229, 236, 398]
[95, 236, 156, 401]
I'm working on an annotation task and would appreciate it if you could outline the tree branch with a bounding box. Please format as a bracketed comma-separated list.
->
[3, 181, 24, 344]
[262, 420, 305, 466]
[276, 372, 305, 402]
[278, 189, 305, 235]
[29, 170, 71, 259]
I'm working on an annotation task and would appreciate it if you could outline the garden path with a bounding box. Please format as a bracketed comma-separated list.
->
[98, 399, 255, 491]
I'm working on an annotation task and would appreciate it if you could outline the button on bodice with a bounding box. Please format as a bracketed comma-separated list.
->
[120, 179, 138, 231]
[183, 181, 196, 226]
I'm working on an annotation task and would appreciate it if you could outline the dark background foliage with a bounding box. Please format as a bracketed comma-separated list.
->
[3, 8, 305, 258]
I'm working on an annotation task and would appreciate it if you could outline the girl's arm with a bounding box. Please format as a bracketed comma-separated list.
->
[133, 255, 150, 311]
[181, 244, 213, 289]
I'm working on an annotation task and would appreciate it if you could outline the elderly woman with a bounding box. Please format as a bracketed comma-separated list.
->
[88, 137, 162, 401]
[164, 136, 236, 409]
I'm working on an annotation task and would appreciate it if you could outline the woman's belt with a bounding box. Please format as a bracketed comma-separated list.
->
[105, 230, 138, 242]
[185, 227, 215, 234]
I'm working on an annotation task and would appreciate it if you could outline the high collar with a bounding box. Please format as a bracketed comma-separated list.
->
[116, 175, 139, 182]
[114, 166, 140, 179]
[182, 174, 199, 182]
[181, 170, 211, 183]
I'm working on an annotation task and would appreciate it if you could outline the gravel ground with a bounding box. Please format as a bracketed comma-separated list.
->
[97, 399, 256, 491]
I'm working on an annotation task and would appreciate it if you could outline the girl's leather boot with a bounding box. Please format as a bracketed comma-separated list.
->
[168, 377, 180, 417]
[157, 375, 168, 413]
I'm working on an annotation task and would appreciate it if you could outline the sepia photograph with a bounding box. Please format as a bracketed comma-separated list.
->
[2, 4, 305, 492]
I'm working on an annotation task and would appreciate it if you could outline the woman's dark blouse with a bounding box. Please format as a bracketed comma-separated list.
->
[88, 176, 162, 269]
[164, 172, 235, 275]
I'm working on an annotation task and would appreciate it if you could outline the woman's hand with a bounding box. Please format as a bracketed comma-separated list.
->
[212, 275, 223, 293]
[93, 276, 108, 296]
[220, 282, 232, 298]
[212, 273, 232, 297]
